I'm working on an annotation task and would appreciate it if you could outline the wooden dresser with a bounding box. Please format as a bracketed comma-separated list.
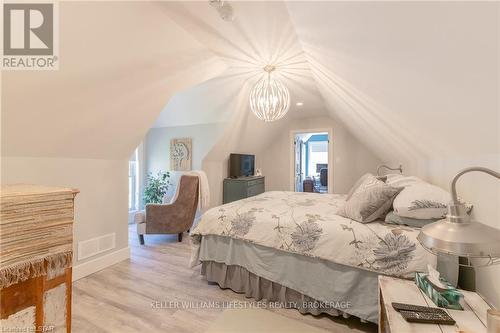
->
[379, 275, 491, 333]
[0, 185, 78, 333]
[223, 176, 265, 204]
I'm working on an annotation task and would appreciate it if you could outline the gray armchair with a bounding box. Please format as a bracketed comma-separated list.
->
[136, 175, 199, 245]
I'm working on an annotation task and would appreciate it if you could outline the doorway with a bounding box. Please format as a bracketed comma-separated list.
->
[291, 131, 332, 193]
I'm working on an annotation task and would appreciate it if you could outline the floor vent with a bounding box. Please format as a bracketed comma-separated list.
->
[78, 233, 116, 260]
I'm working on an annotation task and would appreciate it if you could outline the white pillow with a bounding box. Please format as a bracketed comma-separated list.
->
[393, 182, 451, 219]
[384, 173, 404, 183]
[386, 174, 423, 188]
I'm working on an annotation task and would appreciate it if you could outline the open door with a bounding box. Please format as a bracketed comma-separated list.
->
[293, 132, 330, 193]
[294, 137, 305, 191]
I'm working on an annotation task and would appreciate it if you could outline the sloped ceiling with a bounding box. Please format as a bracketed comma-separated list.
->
[1, 2, 227, 159]
[3, 1, 498, 165]
[151, 1, 498, 171]
[286, 1, 499, 165]
[152, 1, 327, 129]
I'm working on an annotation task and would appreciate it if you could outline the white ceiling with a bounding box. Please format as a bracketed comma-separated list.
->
[287, 1, 499, 163]
[1, 2, 226, 158]
[2, 1, 498, 164]
[152, 0, 499, 171]
[152, 1, 328, 128]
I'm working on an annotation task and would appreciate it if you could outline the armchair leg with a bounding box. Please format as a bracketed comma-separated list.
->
[178, 232, 183, 242]
[138, 234, 145, 245]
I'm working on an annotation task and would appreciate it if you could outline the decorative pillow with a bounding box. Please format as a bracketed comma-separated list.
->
[384, 211, 438, 228]
[392, 182, 470, 219]
[386, 174, 423, 188]
[338, 175, 403, 223]
[346, 173, 373, 200]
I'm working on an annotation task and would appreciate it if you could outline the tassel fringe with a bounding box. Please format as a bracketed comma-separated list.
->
[0, 251, 73, 290]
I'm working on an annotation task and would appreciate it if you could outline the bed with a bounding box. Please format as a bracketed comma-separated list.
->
[190, 191, 437, 323]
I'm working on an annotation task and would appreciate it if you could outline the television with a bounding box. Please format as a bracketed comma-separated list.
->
[229, 154, 255, 178]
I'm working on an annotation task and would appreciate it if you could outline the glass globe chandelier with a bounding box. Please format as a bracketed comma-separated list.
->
[249, 65, 290, 122]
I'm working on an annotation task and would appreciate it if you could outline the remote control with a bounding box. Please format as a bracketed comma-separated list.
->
[392, 302, 447, 315]
[400, 310, 456, 325]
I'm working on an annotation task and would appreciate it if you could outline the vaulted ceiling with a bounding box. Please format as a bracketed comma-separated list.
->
[287, 1, 499, 163]
[2, 1, 498, 166]
[153, 1, 327, 128]
[1, 2, 226, 159]
[153, 1, 498, 167]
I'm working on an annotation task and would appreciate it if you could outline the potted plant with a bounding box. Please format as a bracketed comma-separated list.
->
[144, 171, 171, 204]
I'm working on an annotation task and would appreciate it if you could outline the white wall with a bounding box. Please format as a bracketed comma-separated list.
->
[260, 116, 382, 195]
[1, 157, 129, 270]
[0, 2, 227, 279]
[202, 112, 382, 209]
[145, 123, 226, 199]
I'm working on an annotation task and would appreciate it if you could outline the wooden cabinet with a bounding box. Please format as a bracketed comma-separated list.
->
[0, 185, 78, 333]
[223, 176, 265, 204]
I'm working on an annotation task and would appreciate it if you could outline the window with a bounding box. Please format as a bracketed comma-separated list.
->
[128, 149, 139, 211]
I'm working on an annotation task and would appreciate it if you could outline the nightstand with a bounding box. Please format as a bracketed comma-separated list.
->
[378, 275, 491, 333]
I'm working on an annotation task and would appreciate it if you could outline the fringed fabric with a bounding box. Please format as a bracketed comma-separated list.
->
[0, 251, 72, 290]
[46, 252, 73, 279]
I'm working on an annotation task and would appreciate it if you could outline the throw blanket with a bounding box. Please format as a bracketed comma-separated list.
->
[190, 191, 436, 278]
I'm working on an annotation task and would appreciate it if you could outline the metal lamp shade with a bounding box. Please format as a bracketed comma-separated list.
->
[418, 218, 500, 258]
[417, 167, 500, 263]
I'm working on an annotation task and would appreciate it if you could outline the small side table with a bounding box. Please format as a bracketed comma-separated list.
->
[379, 275, 491, 333]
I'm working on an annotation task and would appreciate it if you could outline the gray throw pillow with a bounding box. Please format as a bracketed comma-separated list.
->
[338, 175, 403, 223]
[385, 211, 438, 228]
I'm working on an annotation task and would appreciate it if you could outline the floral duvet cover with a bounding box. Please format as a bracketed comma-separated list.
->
[190, 191, 436, 278]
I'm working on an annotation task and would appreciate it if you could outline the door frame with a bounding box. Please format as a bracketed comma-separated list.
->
[289, 128, 333, 193]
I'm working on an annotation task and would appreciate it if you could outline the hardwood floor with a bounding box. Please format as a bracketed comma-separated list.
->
[72, 225, 377, 333]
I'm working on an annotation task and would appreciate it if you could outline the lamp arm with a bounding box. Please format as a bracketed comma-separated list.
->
[450, 167, 500, 203]
[377, 164, 403, 176]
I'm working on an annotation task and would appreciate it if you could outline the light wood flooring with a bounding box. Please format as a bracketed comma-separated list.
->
[72, 225, 377, 333]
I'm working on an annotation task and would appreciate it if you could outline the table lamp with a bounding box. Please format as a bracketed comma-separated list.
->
[418, 167, 500, 266]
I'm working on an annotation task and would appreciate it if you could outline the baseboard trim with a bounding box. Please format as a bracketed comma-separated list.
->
[72, 246, 130, 281]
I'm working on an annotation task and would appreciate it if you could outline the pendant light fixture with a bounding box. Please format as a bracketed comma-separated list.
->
[249, 65, 290, 122]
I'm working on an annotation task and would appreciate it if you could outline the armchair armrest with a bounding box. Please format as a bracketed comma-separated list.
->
[134, 210, 146, 224]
